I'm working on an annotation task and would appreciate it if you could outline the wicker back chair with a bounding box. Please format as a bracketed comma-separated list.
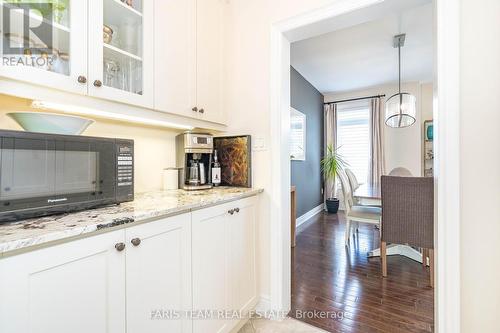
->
[381, 175, 434, 287]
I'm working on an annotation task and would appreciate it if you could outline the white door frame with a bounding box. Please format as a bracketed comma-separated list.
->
[268, 0, 460, 332]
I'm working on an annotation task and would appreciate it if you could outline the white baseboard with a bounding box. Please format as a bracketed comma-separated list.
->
[296, 204, 324, 228]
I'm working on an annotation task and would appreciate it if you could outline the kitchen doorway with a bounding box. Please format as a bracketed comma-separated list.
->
[268, 0, 460, 332]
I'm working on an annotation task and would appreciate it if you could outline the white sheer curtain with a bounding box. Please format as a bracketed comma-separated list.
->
[369, 97, 386, 185]
[324, 103, 337, 203]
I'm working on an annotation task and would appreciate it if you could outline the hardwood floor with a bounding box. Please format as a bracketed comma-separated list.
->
[290, 212, 434, 333]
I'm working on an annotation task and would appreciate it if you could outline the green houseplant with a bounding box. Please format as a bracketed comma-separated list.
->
[8, 0, 69, 24]
[321, 144, 348, 213]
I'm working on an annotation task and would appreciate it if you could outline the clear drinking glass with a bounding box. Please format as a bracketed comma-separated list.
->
[104, 58, 120, 89]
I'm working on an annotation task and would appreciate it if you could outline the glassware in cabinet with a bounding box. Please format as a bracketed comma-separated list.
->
[101, 0, 143, 95]
[0, 0, 88, 94]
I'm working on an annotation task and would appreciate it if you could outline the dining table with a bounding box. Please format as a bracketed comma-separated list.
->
[353, 183, 382, 207]
[353, 183, 425, 263]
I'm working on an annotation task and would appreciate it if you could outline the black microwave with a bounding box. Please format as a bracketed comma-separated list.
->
[0, 130, 134, 222]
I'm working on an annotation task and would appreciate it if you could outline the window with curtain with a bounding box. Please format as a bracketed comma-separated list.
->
[337, 103, 371, 185]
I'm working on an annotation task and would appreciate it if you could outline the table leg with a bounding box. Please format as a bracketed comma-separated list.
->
[381, 241, 387, 277]
[429, 249, 434, 288]
[291, 188, 296, 248]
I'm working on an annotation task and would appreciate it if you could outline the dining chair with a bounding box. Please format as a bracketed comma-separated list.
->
[345, 168, 361, 191]
[338, 171, 381, 246]
[388, 167, 413, 176]
[380, 175, 434, 287]
[345, 168, 380, 207]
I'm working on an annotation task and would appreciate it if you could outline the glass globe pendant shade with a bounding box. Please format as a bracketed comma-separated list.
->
[385, 92, 416, 128]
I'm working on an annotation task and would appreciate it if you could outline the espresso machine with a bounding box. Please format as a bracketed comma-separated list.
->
[176, 132, 213, 190]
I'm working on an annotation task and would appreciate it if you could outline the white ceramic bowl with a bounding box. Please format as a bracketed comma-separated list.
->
[7, 112, 94, 135]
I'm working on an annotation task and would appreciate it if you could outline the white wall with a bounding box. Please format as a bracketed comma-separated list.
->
[459, 0, 500, 331]
[421, 83, 433, 123]
[324, 82, 433, 177]
[224, 0, 347, 302]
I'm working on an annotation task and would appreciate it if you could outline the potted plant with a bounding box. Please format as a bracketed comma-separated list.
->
[321, 144, 347, 214]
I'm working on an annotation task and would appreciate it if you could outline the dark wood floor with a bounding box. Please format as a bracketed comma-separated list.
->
[290, 212, 434, 333]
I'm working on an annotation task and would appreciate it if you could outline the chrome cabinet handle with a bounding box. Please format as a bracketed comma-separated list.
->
[235, 208, 240, 213]
[94, 80, 103, 87]
[78, 75, 87, 84]
[228, 209, 235, 215]
[131, 238, 141, 247]
[192, 107, 198, 112]
[115, 242, 126, 252]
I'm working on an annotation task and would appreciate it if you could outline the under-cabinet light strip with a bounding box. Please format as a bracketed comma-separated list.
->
[31, 100, 194, 130]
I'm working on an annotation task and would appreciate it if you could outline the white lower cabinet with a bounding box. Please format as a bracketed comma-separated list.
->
[0, 230, 127, 333]
[0, 196, 257, 333]
[192, 196, 258, 333]
[229, 198, 257, 315]
[125, 213, 192, 333]
[192, 202, 231, 333]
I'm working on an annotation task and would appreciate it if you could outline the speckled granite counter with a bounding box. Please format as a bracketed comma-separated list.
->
[0, 187, 262, 257]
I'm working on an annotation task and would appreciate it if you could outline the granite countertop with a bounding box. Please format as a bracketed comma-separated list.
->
[0, 187, 263, 257]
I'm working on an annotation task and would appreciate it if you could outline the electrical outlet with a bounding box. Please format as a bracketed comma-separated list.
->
[253, 137, 267, 151]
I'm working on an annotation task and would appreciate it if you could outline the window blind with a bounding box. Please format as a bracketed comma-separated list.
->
[337, 106, 371, 184]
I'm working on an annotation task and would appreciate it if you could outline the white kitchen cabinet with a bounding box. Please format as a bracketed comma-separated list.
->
[0, 230, 126, 333]
[125, 213, 192, 333]
[1, 0, 225, 123]
[192, 196, 257, 333]
[0, 0, 88, 95]
[0, 196, 258, 333]
[88, 0, 154, 108]
[154, 0, 197, 118]
[196, 0, 226, 124]
[0, 0, 153, 108]
[0, 212, 193, 333]
[192, 202, 231, 333]
[228, 197, 258, 315]
[155, 0, 226, 124]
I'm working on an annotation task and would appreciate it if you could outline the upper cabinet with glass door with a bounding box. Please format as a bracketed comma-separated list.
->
[0, 0, 88, 94]
[88, 0, 153, 108]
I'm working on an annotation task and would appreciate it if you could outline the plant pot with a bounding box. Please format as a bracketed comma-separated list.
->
[326, 198, 340, 214]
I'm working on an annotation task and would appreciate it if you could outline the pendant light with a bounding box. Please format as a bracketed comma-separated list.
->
[385, 33, 416, 128]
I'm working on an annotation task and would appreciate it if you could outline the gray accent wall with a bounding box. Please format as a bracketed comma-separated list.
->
[290, 67, 324, 218]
